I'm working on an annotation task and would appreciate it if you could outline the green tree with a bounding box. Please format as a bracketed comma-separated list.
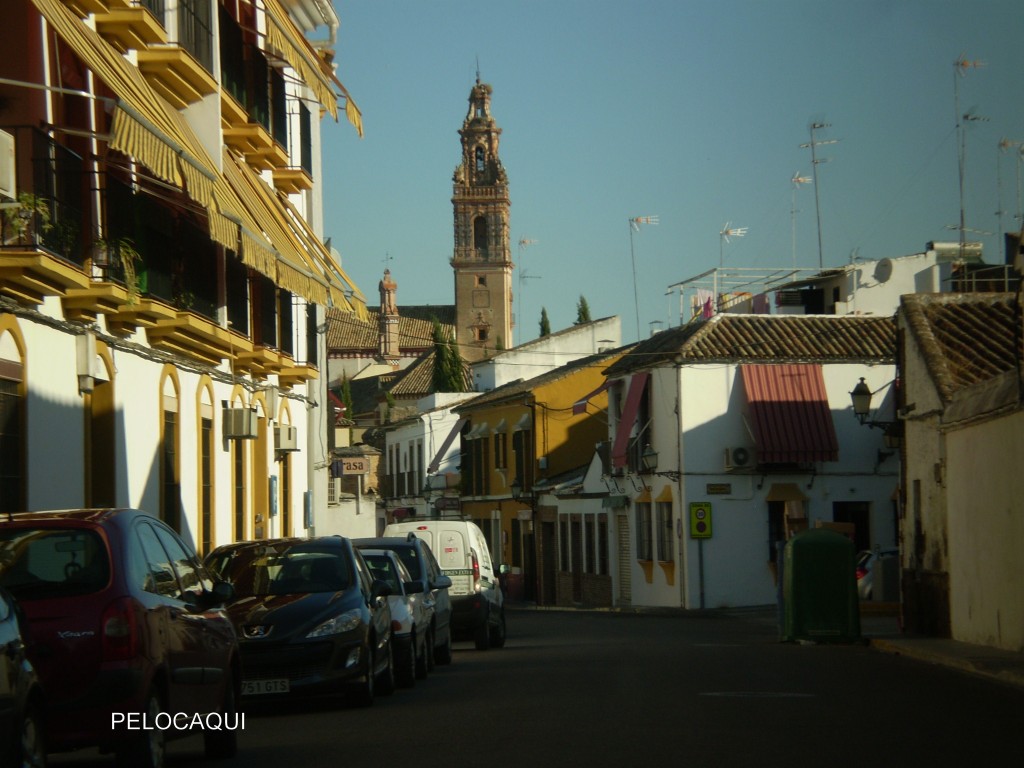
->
[431, 319, 467, 392]
[340, 374, 354, 420]
[539, 307, 551, 337]
[575, 295, 592, 324]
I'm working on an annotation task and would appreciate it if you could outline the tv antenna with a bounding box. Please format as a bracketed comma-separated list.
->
[790, 173, 812, 268]
[800, 121, 839, 269]
[517, 238, 538, 345]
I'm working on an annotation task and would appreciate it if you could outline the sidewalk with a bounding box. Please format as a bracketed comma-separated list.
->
[512, 600, 1024, 690]
[863, 613, 1024, 690]
[736, 602, 1024, 691]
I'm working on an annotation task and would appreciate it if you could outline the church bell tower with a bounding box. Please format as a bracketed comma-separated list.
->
[451, 77, 513, 361]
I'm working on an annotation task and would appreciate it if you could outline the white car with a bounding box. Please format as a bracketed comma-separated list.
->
[856, 548, 899, 600]
[361, 549, 434, 687]
[384, 520, 507, 650]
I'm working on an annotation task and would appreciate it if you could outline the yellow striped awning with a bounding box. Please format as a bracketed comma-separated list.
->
[262, 0, 339, 121]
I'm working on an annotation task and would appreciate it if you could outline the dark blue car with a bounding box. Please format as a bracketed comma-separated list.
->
[206, 536, 394, 707]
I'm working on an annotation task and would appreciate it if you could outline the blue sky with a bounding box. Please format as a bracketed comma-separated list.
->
[321, 0, 1024, 345]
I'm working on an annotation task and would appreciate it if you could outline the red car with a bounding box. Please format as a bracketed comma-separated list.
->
[0, 509, 239, 767]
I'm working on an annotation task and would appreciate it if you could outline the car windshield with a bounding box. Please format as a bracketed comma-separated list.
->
[208, 544, 351, 596]
[363, 554, 403, 593]
[0, 528, 110, 600]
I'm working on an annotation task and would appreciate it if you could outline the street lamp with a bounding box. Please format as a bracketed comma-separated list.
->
[850, 378, 901, 449]
[421, 482, 435, 518]
[510, 478, 523, 501]
[640, 444, 681, 481]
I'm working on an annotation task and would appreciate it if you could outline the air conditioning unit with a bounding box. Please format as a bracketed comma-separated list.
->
[327, 476, 342, 506]
[0, 130, 14, 201]
[275, 425, 298, 452]
[223, 407, 258, 439]
[724, 446, 752, 471]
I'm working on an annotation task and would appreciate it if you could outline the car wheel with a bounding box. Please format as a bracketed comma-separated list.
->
[116, 689, 165, 768]
[435, 625, 453, 666]
[415, 629, 430, 680]
[425, 627, 436, 672]
[377, 637, 395, 696]
[397, 633, 416, 688]
[489, 607, 507, 649]
[204, 672, 238, 759]
[18, 697, 45, 768]
[474, 610, 491, 650]
[352, 643, 375, 707]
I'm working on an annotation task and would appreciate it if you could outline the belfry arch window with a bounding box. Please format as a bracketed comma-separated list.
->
[474, 216, 488, 253]
[475, 146, 485, 173]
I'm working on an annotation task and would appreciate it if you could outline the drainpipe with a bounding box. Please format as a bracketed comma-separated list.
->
[675, 357, 689, 609]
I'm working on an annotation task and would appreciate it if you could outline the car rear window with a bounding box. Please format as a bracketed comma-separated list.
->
[383, 545, 423, 580]
[0, 528, 110, 599]
[209, 543, 352, 596]
[363, 554, 402, 593]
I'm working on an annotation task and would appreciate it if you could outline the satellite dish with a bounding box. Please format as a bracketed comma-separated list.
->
[874, 258, 893, 283]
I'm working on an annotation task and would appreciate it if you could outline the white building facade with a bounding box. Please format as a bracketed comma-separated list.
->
[600, 314, 898, 609]
[0, 0, 365, 554]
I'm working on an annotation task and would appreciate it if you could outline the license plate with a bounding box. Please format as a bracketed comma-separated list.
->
[241, 679, 290, 695]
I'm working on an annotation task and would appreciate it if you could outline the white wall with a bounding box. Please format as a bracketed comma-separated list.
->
[473, 317, 621, 392]
[947, 410, 1024, 651]
[615, 360, 899, 610]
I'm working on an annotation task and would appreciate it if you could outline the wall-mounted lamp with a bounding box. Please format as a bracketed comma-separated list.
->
[850, 378, 902, 449]
[640, 444, 681, 481]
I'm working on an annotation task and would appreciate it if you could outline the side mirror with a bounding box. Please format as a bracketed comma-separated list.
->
[499, 564, 511, 575]
[432, 574, 452, 590]
[404, 580, 425, 595]
[370, 579, 392, 600]
[210, 580, 235, 605]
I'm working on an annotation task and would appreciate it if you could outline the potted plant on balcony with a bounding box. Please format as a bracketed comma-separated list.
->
[93, 236, 142, 305]
[1, 192, 52, 246]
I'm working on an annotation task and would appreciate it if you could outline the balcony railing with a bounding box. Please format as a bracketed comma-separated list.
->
[177, 0, 213, 73]
[0, 127, 87, 268]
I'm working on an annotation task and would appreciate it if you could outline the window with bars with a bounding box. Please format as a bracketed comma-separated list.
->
[494, 432, 507, 470]
[636, 502, 652, 561]
[584, 516, 595, 574]
[0, 375, 23, 514]
[656, 501, 673, 562]
[233, 442, 245, 540]
[200, 416, 213, 554]
[161, 408, 181, 532]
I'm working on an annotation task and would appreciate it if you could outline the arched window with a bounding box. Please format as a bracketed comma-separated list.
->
[230, 389, 247, 542]
[474, 216, 488, 253]
[197, 380, 215, 555]
[88, 346, 116, 507]
[159, 369, 182, 532]
[475, 146, 485, 173]
[0, 326, 25, 513]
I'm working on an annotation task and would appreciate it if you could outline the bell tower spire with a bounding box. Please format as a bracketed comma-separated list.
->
[451, 77, 512, 361]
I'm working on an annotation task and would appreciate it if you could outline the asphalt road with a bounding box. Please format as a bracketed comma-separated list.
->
[52, 607, 1024, 768]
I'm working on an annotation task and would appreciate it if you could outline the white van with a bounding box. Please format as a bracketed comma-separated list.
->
[383, 519, 506, 650]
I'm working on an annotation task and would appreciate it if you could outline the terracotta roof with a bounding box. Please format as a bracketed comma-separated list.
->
[900, 292, 1022, 403]
[326, 304, 455, 352]
[387, 351, 473, 399]
[603, 314, 896, 377]
[458, 347, 630, 412]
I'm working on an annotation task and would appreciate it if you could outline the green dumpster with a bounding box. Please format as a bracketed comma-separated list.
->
[780, 527, 861, 643]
